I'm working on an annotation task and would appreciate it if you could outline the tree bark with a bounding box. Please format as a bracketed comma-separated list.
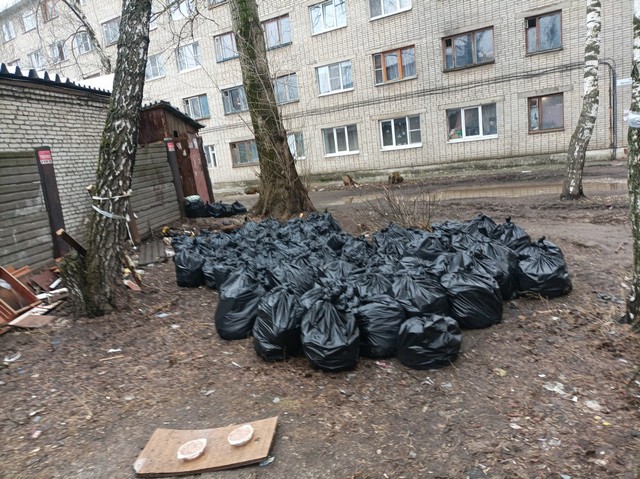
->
[60, 0, 152, 317]
[627, 0, 640, 331]
[229, 0, 315, 218]
[560, 0, 602, 200]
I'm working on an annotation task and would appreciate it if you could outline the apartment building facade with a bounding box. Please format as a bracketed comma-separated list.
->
[0, 0, 633, 188]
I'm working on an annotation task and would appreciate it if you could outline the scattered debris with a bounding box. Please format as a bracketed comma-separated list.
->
[259, 456, 275, 466]
[388, 172, 404, 184]
[342, 174, 359, 187]
[4, 352, 21, 363]
[544, 382, 569, 397]
[124, 279, 142, 291]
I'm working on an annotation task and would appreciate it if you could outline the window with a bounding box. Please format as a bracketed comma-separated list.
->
[264, 15, 291, 49]
[22, 10, 36, 32]
[149, 3, 159, 30]
[204, 145, 218, 168]
[231, 140, 259, 166]
[102, 18, 120, 46]
[373, 46, 415, 85]
[171, 0, 196, 20]
[49, 41, 67, 63]
[288, 132, 305, 160]
[214, 32, 238, 62]
[273, 74, 299, 104]
[447, 104, 497, 141]
[310, 0, 346, 35]
[43, 0, 59, 21]
[183, 94, 210, 120]
[528, 94, 563, 132]
[316, 60, 352, 95]
[1, 21, 15, 42]
[74, 31, 93, 55]
[380, 115, 421, 149]
[177, 42, 200, 71]
[526, 11, 561, 54]
[222, 86, 248, 114]
[369, 0, 411, 19]
[145, 54, 165, 79]
[208, 0, 226, 6]
[28, 50, 45, 70]
[79, 0, 87, 5]
[322, 124, 359, 156]
[443, 28, 494, 70]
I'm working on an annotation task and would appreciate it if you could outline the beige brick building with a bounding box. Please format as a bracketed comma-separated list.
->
[0, 0, 633, 189]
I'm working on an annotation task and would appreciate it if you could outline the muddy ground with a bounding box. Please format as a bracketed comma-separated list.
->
[1, 163, 639, 479]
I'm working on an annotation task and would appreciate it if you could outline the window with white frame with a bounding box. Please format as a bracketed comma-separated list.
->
[208, 0, 226, 6]
[43, 0, 59, 21]
[443, 28, 494, 70]
[171, 0, 196, 20]
[214, 32, 238, 62]
[310, 0, 346, 35]
[369, 0, 411, 19]
[102, 18, 120, 46]
[204, 145, 218, 168]
[447, 103, 497, 140]
[74, 31, 93, 55]
[317, 60, 352, 95]
[528, 94, 563, 132]
[231, 140, 258, 166]
[177, 42, 200, 71]
[28, 50, 45, 70]
[273, 74, 299, 104]
[264, 15, 291, 49]
[373, 46, 415, 85]
[222, 86, 248, 114]
[149, 3, 159, 30]
[49, 41, 67, 63]
[380, 115, 421, 149]
[79, 0, 87, 5]
[287, 132, 305, 160]
[145, 54, 165, 79]
[526, 11, 562, 54]
[183, 94, 210, 120]
[1, 21, 15, 42]
[322, 124, 359, 156]
[22, 10, 36, 32]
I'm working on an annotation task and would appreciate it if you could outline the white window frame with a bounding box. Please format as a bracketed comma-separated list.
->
[2, 21, 15, 42]
[208, 0, 226, 6]
[379, 115, 421, 150]
[22, 10, 36, 32]
[74, 31, 93, 55]
[204, 145, 218, 168]
[263, 15, 291, 50]
[145, 53, 165, 80]
[316, 60, 353, 96]
[171, 0, 196, 21]
[222, 86, 248, 114]
[273, 73, 299, 105]
[214, 32, 238, 62]
[322, 124, 359, 157]
[447, 103, 498, 142]
[28, 50, 45, 70]
[310, 0, 346, 35]
[49, 41, 68, 63]
[369, 0, 411, 20]
[183, 94, 210, 120]
[102, 17, 120, 46]
[230, 139, 259, 166]
[43, 0, 59, 21]
[287, 132, 305, 160]
[177, 41, 201, 72]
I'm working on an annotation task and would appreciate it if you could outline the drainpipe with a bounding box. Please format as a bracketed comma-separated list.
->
[599, 58, 618, 161]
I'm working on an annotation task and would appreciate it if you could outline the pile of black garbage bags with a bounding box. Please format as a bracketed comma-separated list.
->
[172, 213, 571, 371]
[185, 195, 247, 218]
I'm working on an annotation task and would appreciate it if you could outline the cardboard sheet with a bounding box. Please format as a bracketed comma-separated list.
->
[133, 416, 278, 477]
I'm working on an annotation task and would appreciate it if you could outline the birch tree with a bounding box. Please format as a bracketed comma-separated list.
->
[61, 0, 152, 316]
[229, 0, 315, 218]
[560, 0, 601, 200]
[627, 0, 640, 331]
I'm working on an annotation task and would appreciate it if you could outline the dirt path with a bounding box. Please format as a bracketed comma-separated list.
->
[1, 163, 639, 479]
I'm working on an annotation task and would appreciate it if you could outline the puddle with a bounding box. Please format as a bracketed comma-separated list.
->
[435, 181, 625, 200]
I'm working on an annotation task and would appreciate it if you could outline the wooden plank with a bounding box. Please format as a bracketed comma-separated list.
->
[0, 151, 37, 160]
[56, 229, 86, 256]
[133, 416, 278, 477]
[9, 314, 56, 328]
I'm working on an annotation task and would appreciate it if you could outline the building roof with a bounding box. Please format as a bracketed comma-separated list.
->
[142, 101, 205, 130]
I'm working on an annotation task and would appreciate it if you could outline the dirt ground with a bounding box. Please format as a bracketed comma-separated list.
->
[1, 163, 639, 479]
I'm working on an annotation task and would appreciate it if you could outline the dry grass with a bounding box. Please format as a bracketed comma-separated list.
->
[366, 185, 440, 230]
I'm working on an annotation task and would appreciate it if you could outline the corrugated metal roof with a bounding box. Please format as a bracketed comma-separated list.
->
[142, 100, 205, 130]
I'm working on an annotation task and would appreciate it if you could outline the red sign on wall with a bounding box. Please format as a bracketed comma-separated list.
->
[38, 150, 53, 164]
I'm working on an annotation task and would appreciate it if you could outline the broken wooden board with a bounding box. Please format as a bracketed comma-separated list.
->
[138, 240, 167, 266]
[9, 314, 56, 328]
[133, 416, 278, 477]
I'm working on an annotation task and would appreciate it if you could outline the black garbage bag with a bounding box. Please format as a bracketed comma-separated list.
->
[185, 195, 206, 218]
[353, 271, 392, 299]
[518, 237, 572, 298]
[253, 286, 305, 361]
[448, 250, 515, 301]
[373, 224, 412, 258]
[211, 262, 237, 289]
[215, 268, 267, 340]
[175, 249, 205, 287]
[468, 241, 520, 300]
[463, 213, 497, 238]
[341, 237, 374, 267]
[440, 269, 503, 329]
[392, 273, 450, 316]
[397, 314, 462, 369]
[301, 294, 360, 372]
[202, 259, 217, 289]
[491, 217, 531, 253]
[405, 233, 447, 261]
[269, 262, 316, 295]
[205, 202, 234, 218]
[171, 235, 194, 254]
[231, 201, 247, 215]
[354, 294, 406, 358]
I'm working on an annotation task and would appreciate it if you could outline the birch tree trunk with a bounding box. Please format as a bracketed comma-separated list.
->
[60, 0, 152, 316]
[627, 0, 640, 331]
[229, 0, 315, 218]
[560, 0, 601, 200]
